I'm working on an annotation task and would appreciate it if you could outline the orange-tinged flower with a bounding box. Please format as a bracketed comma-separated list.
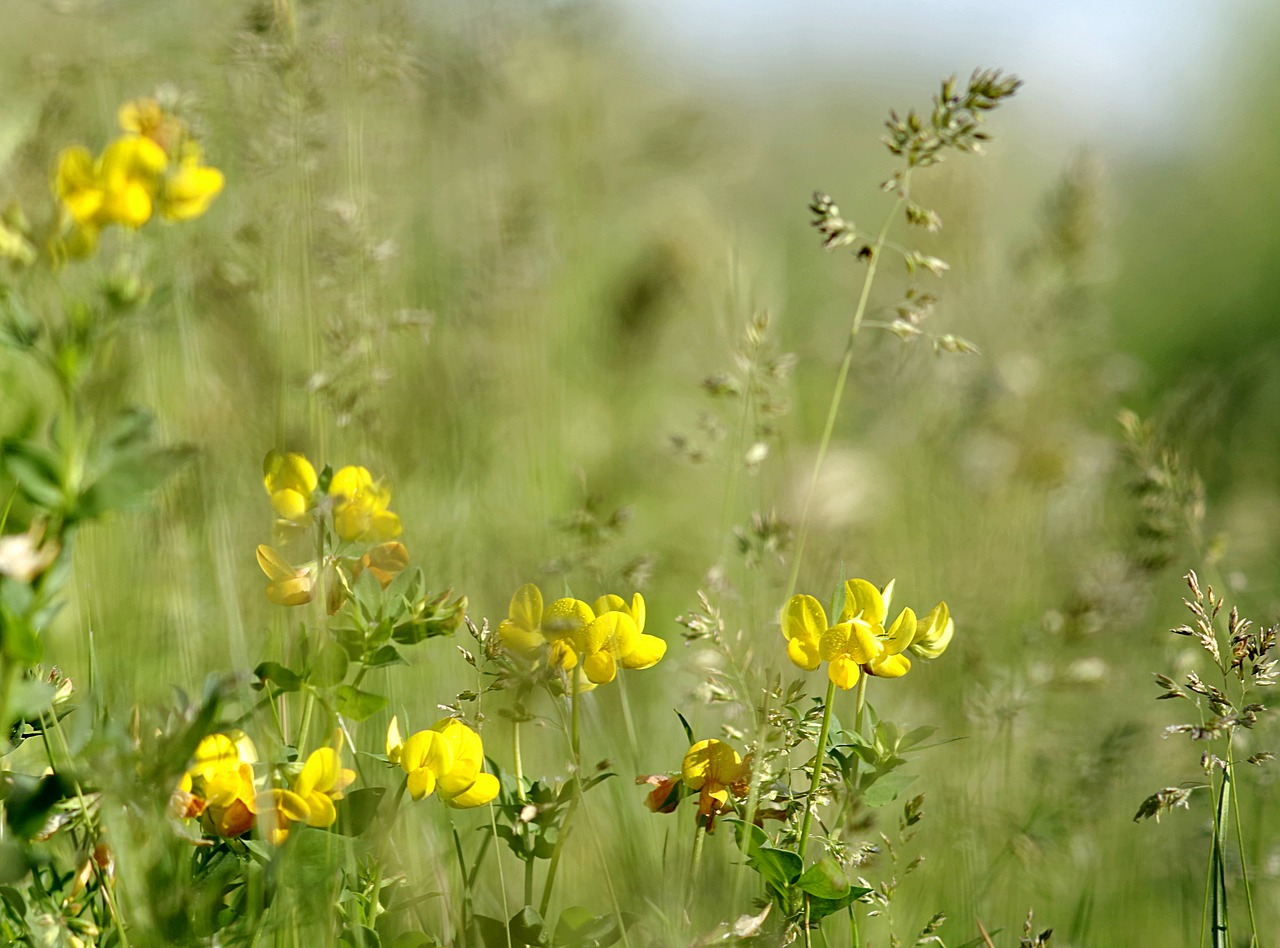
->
[180, 732, 260, 838]
[681, 739, 749, 831]
[636, 773, 680, 813]
[352, 541, 410, 588]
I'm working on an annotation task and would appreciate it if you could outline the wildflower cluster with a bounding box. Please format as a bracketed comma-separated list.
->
[174, 733, 355, 845]
[257, 450, 407, 612]
[783, 579, 953, 689]
[498, 582, 667, 685]
[54, 96, 223, 256]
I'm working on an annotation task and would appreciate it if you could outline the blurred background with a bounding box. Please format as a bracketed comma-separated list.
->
[3, 0, 1279, 943]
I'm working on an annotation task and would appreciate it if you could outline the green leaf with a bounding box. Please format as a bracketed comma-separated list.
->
[554, 905, 628, 947]
[0, 773, 72, 838]
[746, 846, 802, 892]
[312, 643, 350, 688]
[674, 710, 695, 746]
[365, 644, 406, 669]
[253, 662, 302, 693]
[797, 858, 851, 899]
[0, 841, 27, 886]
[862, 771, 917, 808]
[806, 885, 872, 922]
[900, 724, 939, 750]
[509, 906, 548, 945]
[0, 439, 63, 509]
[5, 679, 53, 721]
[336, 685, 387, 721]
[336, 787, 385, 837]
[75, 444, 195, 521]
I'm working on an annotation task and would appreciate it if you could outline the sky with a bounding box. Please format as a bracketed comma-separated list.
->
[618, 0, 1266, 156]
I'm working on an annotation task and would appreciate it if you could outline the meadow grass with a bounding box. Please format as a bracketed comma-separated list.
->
[1, 3, 1279, 947]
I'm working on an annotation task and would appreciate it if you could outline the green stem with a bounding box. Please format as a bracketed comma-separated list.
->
[295, 688, 315, 754]
[1210, 763, 1230, 948]
[486, 803, 516, 948]
[539, 685, 584, 918]
[1227, 740, 1259, 946]
[797, 678, 838, 863]
[848, 903, 860, 947]
[850, 675, 868, 792]
[451, 824, 471, 946]
[688, 820, 707, 915]
[784, 186, 909, 603]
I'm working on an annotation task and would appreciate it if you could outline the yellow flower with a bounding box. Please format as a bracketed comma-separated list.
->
[783, 578, 920, 690]
[54, 146, 105, 227]
[158, 142, 224, 221]
[910, 601, 954, 659]
[259, 746, 356, 845]
[256, 544, 315, 606]
[180, 732, 259, 838]
[498, 582, 548, 656]
[352, 541, 410, 588]
[329, 465, 402, 543]
[95, 135, 168, 228]
[681, 739, 750, 830]
[263, 450, 318, 522]
[386, 717, 499, 808]
[545, 594, 667, 685]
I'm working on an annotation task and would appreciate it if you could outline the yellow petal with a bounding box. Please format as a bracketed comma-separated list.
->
[867, 651, 911, 678]
[296, 747, 339, 797]
[910, 601, 953, 659]
[399, 730, 437, 775]
[585, 610, 638, 658]
[385, 716, 403, 763]
[266, 574, 315, 607]
[620, 633, 666, 670]
[543, 598, 594, 640]
[445, 772, 499, 808]
[681, 739, 715, 789]
[303, 791, 337, 828]
[509, 584, 543, 634]
[787, 636, 822, 672]
[159, 164, 224, 221]
[406, 767, 436, 800]
[783, 594, 827, 647]
[828, 654, 861, 690]
[583, 650, 617, 684]
[498, 618, 545, 655]
[274, 788, 311, 823]
[840, 579, 887, 626]
[256, 545, 295, 582]
[882, 608, 917, 656]
[819, 623, 850, 662]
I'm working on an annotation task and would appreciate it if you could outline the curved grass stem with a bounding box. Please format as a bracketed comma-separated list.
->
[784, 184, 909, 603]
[798, 678, 838, 864]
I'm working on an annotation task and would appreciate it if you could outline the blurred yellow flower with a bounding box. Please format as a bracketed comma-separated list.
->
[180, 732, 259, 838]
[158, 142, 224, 221]
[256, 544, 315, 607]
[910, 600, 954, 659]
[681, 738, 749, 830]
[263, 450, 318, 522]
[386, 716, 499, 808]
[329, 465, 402, 543]
[260, 746, 356, 845]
